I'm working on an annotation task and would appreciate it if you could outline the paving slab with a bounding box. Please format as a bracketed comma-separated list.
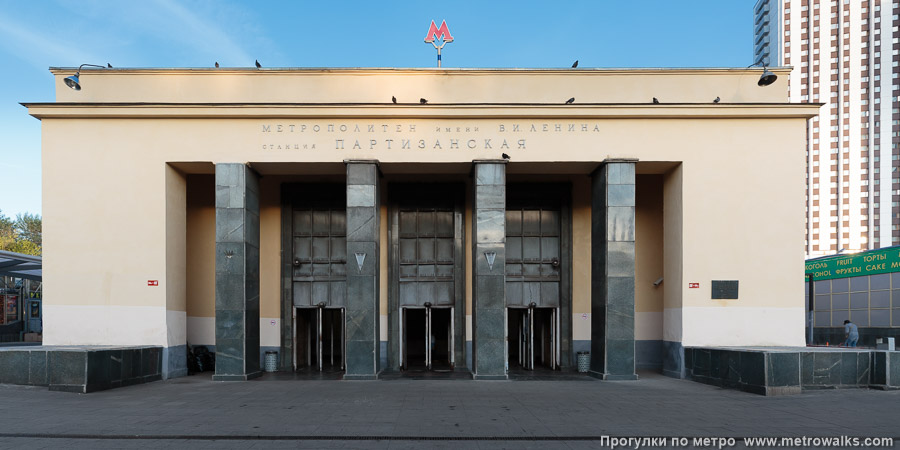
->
[0, 371, 897, 448]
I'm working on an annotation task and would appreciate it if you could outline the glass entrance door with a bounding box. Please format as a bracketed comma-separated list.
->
[401, 306, 454, 371]
[430, 307, 453, 371]
[293, 307, 344, 372]
[507, 306, 558, 371]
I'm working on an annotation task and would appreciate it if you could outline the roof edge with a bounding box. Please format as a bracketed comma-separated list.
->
[47, 67, 795, 75]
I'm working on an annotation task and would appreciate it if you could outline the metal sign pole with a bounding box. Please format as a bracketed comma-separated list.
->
[431, 42, 446, 68]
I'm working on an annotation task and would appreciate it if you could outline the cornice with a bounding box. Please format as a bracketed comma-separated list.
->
[24, 102, 822, 120]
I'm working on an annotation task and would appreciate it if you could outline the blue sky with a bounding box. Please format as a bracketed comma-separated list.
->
[0, 0, 756, 218]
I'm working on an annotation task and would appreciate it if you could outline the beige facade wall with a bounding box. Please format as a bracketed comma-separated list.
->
[663, 164, 684, 343]
[164, 165, 186, 348]
[635, 175, 665, 342]
[185, 175, 214, 345]
[31, 69, 815, 350]
[571, 177, 591, 341]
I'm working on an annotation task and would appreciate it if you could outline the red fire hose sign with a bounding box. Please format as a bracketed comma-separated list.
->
[148, 280, 159, 286]
[688, 283, 699, 289]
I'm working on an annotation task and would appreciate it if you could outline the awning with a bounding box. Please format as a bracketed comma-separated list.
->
[0, 250, 41, 281]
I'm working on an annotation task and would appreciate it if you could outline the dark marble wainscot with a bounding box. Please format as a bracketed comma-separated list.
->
[685, 346, 898, 395]
[0, 346, 162, 393]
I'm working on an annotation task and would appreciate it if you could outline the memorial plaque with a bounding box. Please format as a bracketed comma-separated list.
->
[711, 280, 739, 300]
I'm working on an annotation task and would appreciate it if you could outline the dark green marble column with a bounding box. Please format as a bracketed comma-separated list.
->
[472, 160, 507, 380]
[589, 160, 638, 380]
[344, 160, 381, 380]
[213, 163, 262, 381]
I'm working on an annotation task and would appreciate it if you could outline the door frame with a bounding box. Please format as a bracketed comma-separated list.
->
[292, 306, 346, 371]
[506, 305, 560, 371]
[399, 305, 455, 370]
[388, 183, 466, 371]
[280, 183, 346, 371]
[506, 183, 573, 369]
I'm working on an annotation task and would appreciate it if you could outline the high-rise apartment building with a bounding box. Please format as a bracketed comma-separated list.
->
[755, 0, 900, 257]
[754, 0, 784, 67]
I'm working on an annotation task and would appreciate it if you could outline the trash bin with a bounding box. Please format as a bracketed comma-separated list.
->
[264, 351, 278, 372]
[577, 351, 590, 373]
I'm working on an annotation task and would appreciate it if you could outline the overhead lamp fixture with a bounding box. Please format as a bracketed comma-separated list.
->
[64, 64, 108, 91]
[748, 61, 777, 87]
[757, 66, 777, 86]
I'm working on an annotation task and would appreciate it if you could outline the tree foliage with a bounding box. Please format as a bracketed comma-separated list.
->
[0, 210, 41, 256]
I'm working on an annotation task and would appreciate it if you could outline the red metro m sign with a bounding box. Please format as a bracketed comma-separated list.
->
[424, 20, 453, 44]
[424, 20, 453, 67]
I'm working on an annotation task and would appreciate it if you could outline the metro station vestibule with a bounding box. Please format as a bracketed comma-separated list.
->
[27, 67, 812, 386]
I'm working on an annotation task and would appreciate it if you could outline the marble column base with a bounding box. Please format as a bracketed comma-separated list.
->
[212, 371, 263, 382]
[473, 374, 508, 381]
[587, 370, 639, 381]
[343, 373, 380, 381]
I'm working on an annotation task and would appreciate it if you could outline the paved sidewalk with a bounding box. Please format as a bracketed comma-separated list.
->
[0, 371, 897, 449]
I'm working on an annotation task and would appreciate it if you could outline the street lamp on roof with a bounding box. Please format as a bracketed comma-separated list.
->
[64, 64, 109, 91]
